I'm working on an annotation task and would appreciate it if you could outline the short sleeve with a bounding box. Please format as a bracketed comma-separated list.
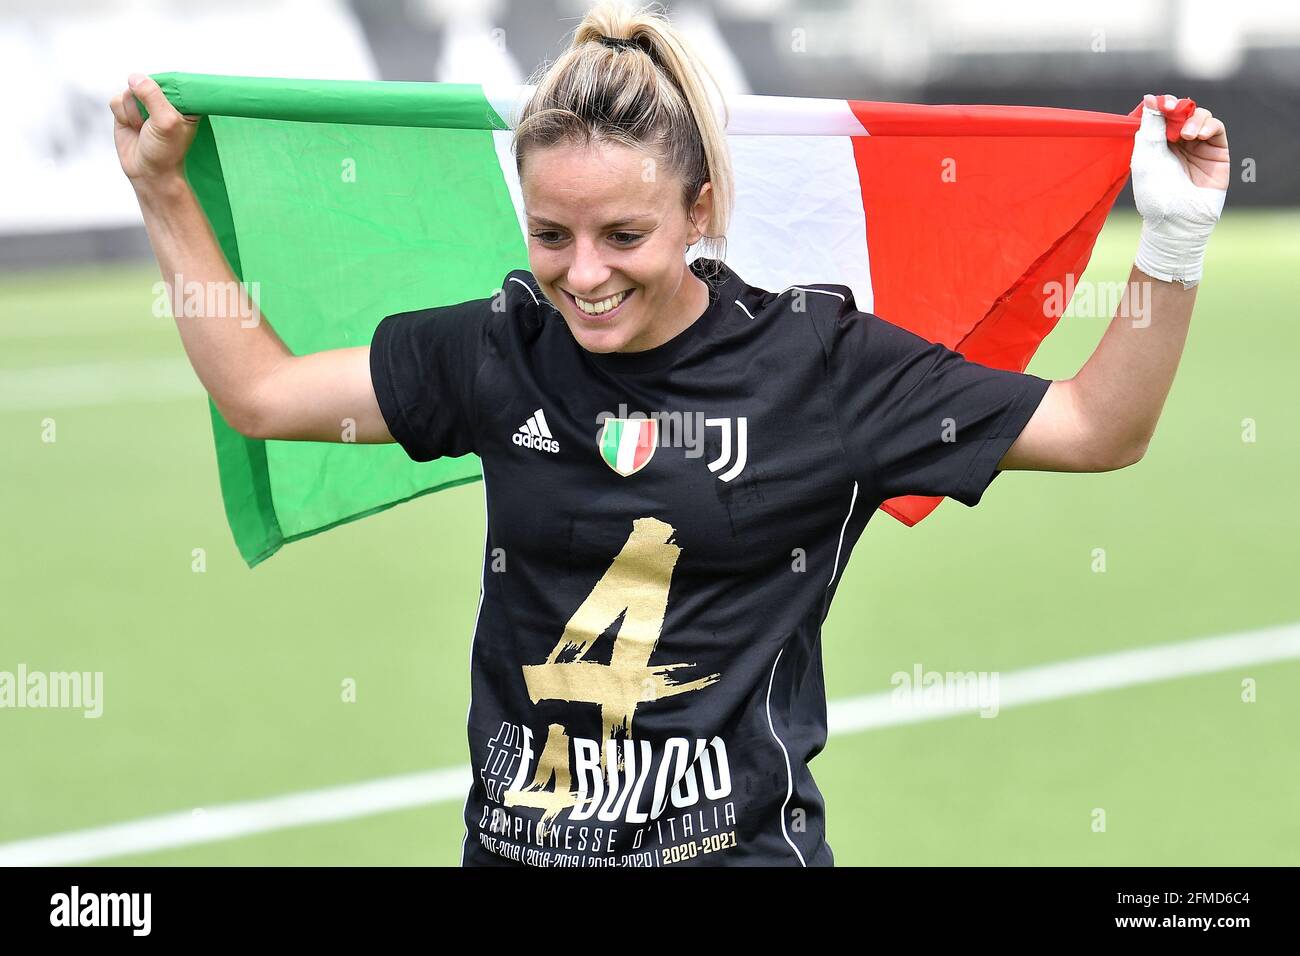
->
[369, 297, 490, 461]
[823, 306, 1052, 507]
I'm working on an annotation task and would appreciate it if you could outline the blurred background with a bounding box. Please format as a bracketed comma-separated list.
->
[2, 0, 1297, 866]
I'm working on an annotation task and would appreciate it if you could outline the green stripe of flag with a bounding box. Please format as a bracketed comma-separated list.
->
[163, 74, 528, 566]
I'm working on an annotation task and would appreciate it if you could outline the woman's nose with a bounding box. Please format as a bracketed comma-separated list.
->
[566, 238, 612, 295]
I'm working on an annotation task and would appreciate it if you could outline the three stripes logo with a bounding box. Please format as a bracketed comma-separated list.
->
[513, 408, 560, 454]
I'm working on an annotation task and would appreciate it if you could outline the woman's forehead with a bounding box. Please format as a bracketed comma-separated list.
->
[521, 141, 675, 210]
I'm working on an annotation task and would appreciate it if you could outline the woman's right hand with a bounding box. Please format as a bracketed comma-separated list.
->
[109, 73, 201, 187]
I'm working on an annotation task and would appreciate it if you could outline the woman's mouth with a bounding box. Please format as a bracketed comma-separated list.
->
[563, 288, 634, 322]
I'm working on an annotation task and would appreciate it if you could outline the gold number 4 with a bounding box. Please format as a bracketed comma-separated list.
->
[508, 517, 721, 822]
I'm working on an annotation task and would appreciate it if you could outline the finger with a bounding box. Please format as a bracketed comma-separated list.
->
[1143, 93, 1157, 111]
[1198, 117, 1228, 148]
[1179, 139, 1230, 163]
[123, 86, 145, 126]
[108, 90, 127, 127]
[1180, 107, 1211, 140]
[126, 73, 180, 130]
[1161, 93, 1179, 113]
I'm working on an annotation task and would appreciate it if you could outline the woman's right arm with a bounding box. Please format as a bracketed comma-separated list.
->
[110, 73, 394, 444]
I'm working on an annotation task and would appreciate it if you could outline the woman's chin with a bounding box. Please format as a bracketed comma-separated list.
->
[570, 323, 631, 355]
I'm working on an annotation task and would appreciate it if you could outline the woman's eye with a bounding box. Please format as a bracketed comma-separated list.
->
[529, 231, 642, 245]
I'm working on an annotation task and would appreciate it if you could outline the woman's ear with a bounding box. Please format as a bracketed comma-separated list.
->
[688, 181, 714, 244]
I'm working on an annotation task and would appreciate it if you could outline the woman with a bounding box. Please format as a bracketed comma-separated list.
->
[110, 1, 1229, 867]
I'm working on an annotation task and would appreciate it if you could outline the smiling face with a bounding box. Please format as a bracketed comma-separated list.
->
[520, 139, 714, 355]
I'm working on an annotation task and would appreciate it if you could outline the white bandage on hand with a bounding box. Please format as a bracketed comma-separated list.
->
[1130, 105, 1227, 288]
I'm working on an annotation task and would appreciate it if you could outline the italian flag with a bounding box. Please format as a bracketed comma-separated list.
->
[151, 73, 1156, 567]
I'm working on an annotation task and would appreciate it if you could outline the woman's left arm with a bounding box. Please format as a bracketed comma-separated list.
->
[1000, 93, 1230, 473]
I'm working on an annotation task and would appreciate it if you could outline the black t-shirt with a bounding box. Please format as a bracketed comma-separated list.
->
[370, 256, 1051, 867]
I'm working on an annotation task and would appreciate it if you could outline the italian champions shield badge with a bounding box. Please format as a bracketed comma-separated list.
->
[597, 418, 658, 477]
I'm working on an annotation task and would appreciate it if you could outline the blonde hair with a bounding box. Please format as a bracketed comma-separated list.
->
[512, 0, 733, 264]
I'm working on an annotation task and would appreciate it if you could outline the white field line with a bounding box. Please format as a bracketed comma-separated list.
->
[827, 620, 1300, 732]
[0, 358, 202, 410]
[1, 622, 1297, 867]
[0, 767, 471, 868]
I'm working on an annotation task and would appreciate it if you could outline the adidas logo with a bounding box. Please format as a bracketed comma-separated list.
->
[513, 408, 560, 454]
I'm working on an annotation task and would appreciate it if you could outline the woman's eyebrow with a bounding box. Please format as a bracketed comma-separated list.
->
[527, 213, 655, 228]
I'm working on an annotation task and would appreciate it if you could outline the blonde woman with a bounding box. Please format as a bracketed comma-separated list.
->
[110, 1, 1229, 867]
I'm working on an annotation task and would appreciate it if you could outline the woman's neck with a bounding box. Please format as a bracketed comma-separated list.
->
[626, 268, 710, 353]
